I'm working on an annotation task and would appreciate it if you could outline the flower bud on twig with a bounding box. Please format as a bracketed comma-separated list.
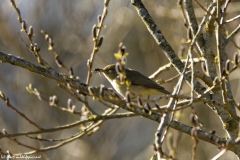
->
[98, 15, 102, 24]
[125, 91, 131, 104]
[28, 26, 33, 37]
[225, 59, 230, 73]
[99, 84, 105, 97]
[177, 0, 183, 6]
[222, 70, 226, 77]
[68, 99, 72, 109]
[88, 86, 94, 96]
[48, 37, 54, 50]
[178, 46, 185, 58]
[55, 55, 63, 67]
[155, 103, 160, 109]
[115, 62, 122, 74]
[49, 95, 58, 106]
[120, 46, 126, 55]
[234, 53, 239, 65]
[145, 102, 152, 111]
[34, 43, 40, 52]
[213, 77, 219, 85]
[96, 36, 103, 47]
[190, 113, 198, 127]
[137, 97, 143, 108]
[187, 27, 192, 40]
[92, 25, 97, 39]
[201, 62, 207, 73]
[69, 67, 74, 77]
[21, 20, 27, 31]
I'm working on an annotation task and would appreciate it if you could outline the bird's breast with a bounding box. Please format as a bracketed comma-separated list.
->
[110, 79, 127, 97]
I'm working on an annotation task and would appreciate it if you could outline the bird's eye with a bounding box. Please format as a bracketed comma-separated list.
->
[108, 69, 112, 73]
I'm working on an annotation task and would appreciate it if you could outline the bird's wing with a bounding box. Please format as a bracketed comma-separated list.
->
[125, 69, 170, 94]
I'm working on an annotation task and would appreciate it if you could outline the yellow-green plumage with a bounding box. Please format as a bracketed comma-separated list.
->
[100, 64, 170, 97]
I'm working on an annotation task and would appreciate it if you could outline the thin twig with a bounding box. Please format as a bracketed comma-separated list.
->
[14, 107, 119, 156]
[149, 57, 205, 79]
[0, 51, 237, 152]
[211, 148, 227, 160]
[225, 15, 240, 24]
[10, 0, 51, 69]
[6, 135, 39, 150]
[226, 24, 240, 44]
[194, 0, 216, 20]
[0, 92, 42, 130]
[86, 0, 111, 84]
[155, 55, 189, 158]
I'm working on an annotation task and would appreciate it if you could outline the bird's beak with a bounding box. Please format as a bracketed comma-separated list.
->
[94, 68, 104, 73]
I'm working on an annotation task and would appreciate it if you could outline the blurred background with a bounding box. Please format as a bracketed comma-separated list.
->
[0, 0, 240, 159]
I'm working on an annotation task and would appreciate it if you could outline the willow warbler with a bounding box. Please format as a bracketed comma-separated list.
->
[95, 64, 170, 97]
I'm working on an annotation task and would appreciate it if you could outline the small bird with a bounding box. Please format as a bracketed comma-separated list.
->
[95, 64, 170, 97]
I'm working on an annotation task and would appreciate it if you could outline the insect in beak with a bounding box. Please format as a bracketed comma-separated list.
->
[94, 68, 104, 72]
[94, 68, 104, 76]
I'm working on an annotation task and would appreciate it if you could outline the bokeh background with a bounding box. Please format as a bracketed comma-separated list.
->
[0, 0, 240, 159]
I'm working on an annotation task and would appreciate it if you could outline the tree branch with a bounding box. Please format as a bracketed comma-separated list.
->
[131, 0, 209, 97]
[0, 51, 233, 152]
